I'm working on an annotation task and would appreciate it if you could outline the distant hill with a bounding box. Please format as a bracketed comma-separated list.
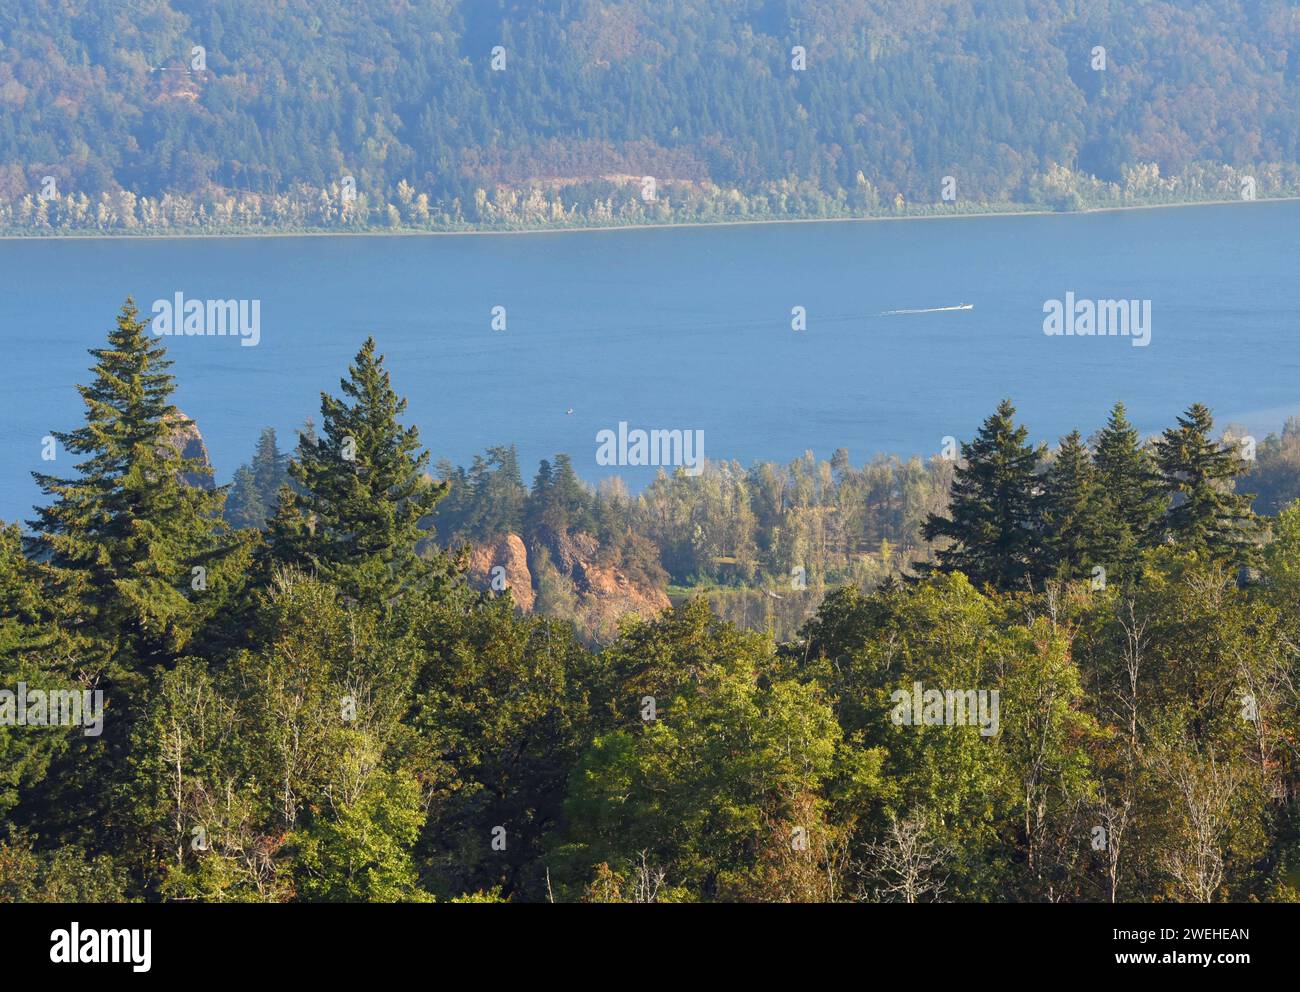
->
[2, 0, 1299, 231]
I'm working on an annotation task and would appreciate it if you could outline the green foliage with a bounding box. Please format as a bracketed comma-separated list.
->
[1247, 418, 1300, 514]
[1041, 430, 1109, 580]
[1091, 401, 1166, 581]
[1153, 403, 1261, 563]
[411, 598, 595, 900]
[922, 399, 1043, 590]
[18, 299, 248, 864]
[225, 428, 289, 530]
[4, 2, 1300, 234]
[28, 299, 235, 664]
[275, 338, 454, 606]
[290, 770, 433, 903]
[0, 833, 130, 902]
[3, 302, 1299, 904]
[552, 600, 881, 902]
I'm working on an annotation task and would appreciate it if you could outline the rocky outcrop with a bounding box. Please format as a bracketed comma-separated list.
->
[466, 529, 670, 636]
[467, 533, 535, 611]
[163, 411, 215, 489]
[540, 528, 671, 633]
[573, 555, 672, 633]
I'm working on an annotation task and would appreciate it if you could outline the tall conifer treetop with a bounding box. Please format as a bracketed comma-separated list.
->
[1091, 401, 1167, 580]
[921, 399, 1043, 591]
[282, 337, 450, 603]
[1153, 403, 1260, 563]
[1041, 430, 1108, 580]
[28, 298, 228, 660]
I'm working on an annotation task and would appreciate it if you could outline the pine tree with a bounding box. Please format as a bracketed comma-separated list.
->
[28, 299, 229, 665]
[251, 427, 289, 511]
[276, 337, 451, 603]
[527, 459, 555, 535]
[1041, 431, 1107, 579]
[921, 399, 1043, 590]
[1092, 402, 1165, 577]
[549, 453, 593, 532]
[225, 465, 266, 530]
[1153, 403, 1260, 562]
[23, 300, 243, 869]
[0, 522, 65, 824]
[480, 444, 526, 535]
[226, 428, 289, 530]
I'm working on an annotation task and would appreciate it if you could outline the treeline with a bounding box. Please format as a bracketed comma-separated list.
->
[4, 163, 1295, 236]
[229, 426, 951, 592]
[3, 301, 1299, 902]
[227, 396, 1300, 645]
[4, 1, 1300, 234]
[923, 399, 1262, 589]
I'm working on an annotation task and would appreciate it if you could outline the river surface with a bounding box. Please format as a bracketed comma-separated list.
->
[1, 202, 1297, 520]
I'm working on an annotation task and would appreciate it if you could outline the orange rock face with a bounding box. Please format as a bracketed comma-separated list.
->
[466, 529, 670, 638]
[467, 533, 535, 612]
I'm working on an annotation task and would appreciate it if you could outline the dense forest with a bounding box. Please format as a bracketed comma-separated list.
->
[2, 300, 1299, 903]
[3, 1, 1300, 234]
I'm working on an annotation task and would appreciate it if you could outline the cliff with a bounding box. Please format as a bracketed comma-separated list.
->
[467, 533, 536, 612]
[163, 411, 215, 489]
[466, 528, 670, 639]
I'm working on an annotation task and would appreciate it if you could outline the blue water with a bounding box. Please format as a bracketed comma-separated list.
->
[1, 202, 1298, 522]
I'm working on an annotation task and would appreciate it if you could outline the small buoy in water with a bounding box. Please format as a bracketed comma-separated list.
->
[566, 408, 574, 415]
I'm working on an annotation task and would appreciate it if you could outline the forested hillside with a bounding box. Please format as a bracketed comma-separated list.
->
[3, 302, 1300, 903]
[3, 0, 1300, 233]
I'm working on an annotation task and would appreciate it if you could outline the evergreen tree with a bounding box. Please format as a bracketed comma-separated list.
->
[276, 337, 452, 603]
[22, 300, 244, 869]
[1092, 402, 1165, 577]
[28, 299, 229, 665]
[251, 427, 289, 511]
[225, 428, 289, 530]
[1153, 403, 1260, 562]
[258, 483, 312, 576]
[550, 454, 592, 531]
[1041, 431, 1107, 579]
[479, 444, 527, 535]
[528, 453, 592, 536]
[0, 522, 65, 825]
[921, 399, 1043, 590]
[225, 465, 266, 530]
[527, 458, 555, 535]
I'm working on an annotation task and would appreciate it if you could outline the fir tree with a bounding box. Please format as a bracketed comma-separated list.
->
[225, 465, 266, 530]
[479, 444, 526, 535]
[251, 427, 289, 511]
[28, 299, 229, 665]
[549, 454, 592, 531]
[1092, 402, 1165, 578]
[1153, 403, 1260, 562]
[226, 428, 289, 530]
[23, 300, 244, 868]
[276, 338, 451, 603]
[921, 399, 1043, 590]
[1041, 431, 1107, 579]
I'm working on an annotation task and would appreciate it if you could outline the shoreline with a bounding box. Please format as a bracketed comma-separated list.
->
[1, 194, 1297, 243]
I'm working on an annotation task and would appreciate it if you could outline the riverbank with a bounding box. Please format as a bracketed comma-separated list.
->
[2, 193, 1297, 242]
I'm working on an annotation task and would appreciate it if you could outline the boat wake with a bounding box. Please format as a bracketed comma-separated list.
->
[879, 303, 975, 315]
